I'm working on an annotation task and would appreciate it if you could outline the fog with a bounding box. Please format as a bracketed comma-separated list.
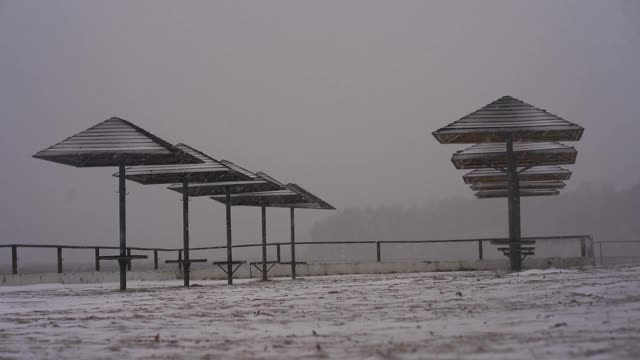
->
[1, 1, 639, 265]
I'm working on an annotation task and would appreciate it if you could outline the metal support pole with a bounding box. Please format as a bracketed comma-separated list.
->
[57, 247, 62, 274]
[261, 206, 267, 281]
[183, 181, 190, 287]
[178, 250, 182, 270]
[276, 244, 281, 263]
[225, 188, 233, 285]
[154, 249, 158, 270]
[580, 237, 586, 257]
[290, 208, 296, 280]
[376, 242, 381, 262]
[478, 240, 483, 260]
[95, 247, 100, 272]
[127, 248, 132, 271]
[118, 165, 127, 290]
[11, 245, 17, 275]
[506, 136, 522, 271]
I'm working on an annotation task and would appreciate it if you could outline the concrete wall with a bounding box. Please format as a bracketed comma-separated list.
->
[1, 257, 590, 286]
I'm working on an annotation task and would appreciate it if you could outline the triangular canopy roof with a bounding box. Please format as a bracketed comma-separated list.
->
[121, 144, 252, 184]
[462, 166, 572, 184]
[470, 181, 566, 191]
[285, 184, 335, 210]
[475, 189, 560, 199]
[451, 142, 577, 169]
[433, 96, 584, 144]
[167, 165, 286, 196]
[209, 183, 335, 209]
[33, 117, 201, 167]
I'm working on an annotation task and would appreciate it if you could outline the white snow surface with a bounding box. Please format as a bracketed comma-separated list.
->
[1, 266, 639, 359]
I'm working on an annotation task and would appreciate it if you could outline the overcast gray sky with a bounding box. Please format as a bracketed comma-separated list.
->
[1, 0, 639, 250]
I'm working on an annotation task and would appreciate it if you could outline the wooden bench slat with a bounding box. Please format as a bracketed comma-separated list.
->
[98, 255, 148, 261]
[212, 261, 246, 265]
[165, 259, 208, 264]
[491, 240, 535, 245]
[497, 247, 535, 251]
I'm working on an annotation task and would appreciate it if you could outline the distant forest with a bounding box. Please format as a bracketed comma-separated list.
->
[305, 183, 640, 262]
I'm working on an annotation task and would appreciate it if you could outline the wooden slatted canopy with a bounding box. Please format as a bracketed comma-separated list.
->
[33, 117, 202, 291]
[209, 184, 335, 209]
[463, 166, 572, 184]
[33, 117, 201, 167]
[432, 96, 584, 144]
[276, 184, 336, 210]
[470, 181, 566, 191]
[166, 166, 286, 196]
[451, 142, 577, 169]
[121, 144, 251, 184]
[210, 189, 303, 206]
[475, 189, 560, 199]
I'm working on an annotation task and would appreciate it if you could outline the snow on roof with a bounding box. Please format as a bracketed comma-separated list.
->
[33, 117, 202, 167]
[433, 96, 584, 144]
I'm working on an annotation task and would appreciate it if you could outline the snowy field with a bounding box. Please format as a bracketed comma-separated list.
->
[1, 266, 639, 360]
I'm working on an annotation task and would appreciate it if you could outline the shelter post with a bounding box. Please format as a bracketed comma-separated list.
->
[478, 240, 483, 260]
[11, 245, 17, 275]
[226, 188, 233, 285]
[94, 247, 100, 271]
[276, 244, 281, 263]
[290, 207, 296, 279]
[183, 181, 190, 287]
[118, 165, 127, 291]
[261, 206, 267, 281]
[153, 250, 158, 270]
[506, 136, 522, 271]
[376, 242, 381, 262]
[57, 247, 62, 273]
[127, 248, 132, 271]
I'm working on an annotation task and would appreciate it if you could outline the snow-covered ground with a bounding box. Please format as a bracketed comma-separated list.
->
[1, 266, 639, 359]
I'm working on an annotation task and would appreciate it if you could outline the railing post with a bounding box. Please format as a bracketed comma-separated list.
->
[587, 236, 595, 265]
[154, 250, 159, 270]
[57, 247, 63, 274]
[178, 250, 183, 270]
[276, 244, 281, 263]
[376, 242, 381, 262]
[127, 248, 132, 271]
[478, 240, 483, 260]
[580, 237, 586, 257]
[599, 242, 603, 266]
[11, 245, 17, 275]
[95, 248, 100, 272]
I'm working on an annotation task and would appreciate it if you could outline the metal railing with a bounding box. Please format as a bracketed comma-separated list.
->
[0, 235, 593, 275]
[594, 240, 640, 266]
